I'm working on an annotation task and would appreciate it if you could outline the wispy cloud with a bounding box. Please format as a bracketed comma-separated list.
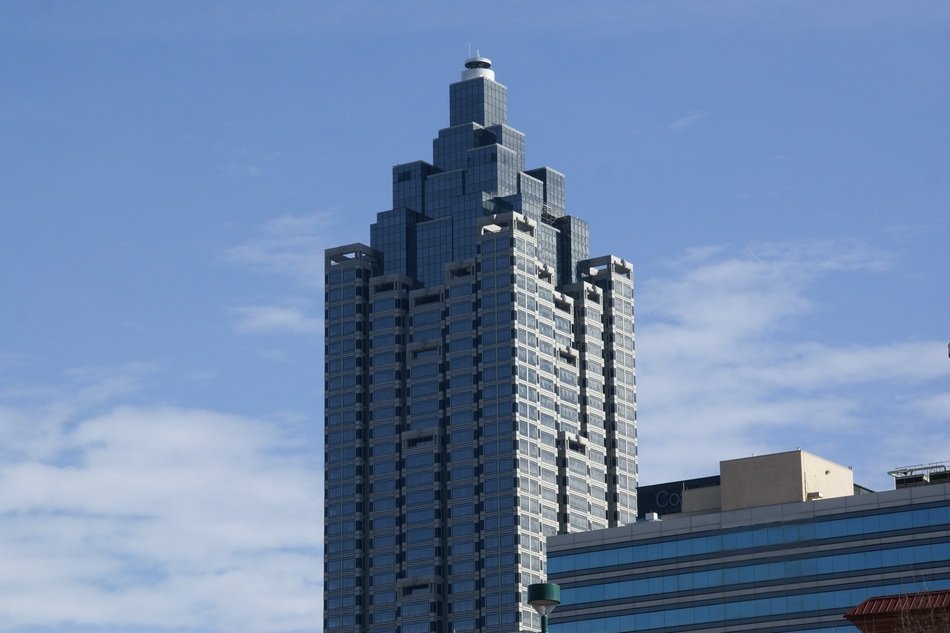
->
[912, 392, 950, 419]
[231, 304, 323, 334]
[0, 351, 32, 372]
[217, 146, 284, 180]
[0, 363, 152, 464]
[257, 348, 292, 363]
[668, 110, 710, 132]
[756, 150, 792, 163]
[0, 370, 321, 632]
[637, 239, 949, 491]
[224, 212, 337, 288]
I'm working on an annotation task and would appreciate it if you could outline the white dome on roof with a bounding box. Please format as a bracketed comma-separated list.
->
[462, 56, 494, 81]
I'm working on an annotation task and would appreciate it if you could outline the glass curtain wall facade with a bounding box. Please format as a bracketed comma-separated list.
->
[324, 58, 638, 633]
[547, 483, 950, 633]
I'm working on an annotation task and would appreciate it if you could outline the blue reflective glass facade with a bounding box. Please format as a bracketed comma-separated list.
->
[548, 484, 950, 633]
[324, 58, 638, 633]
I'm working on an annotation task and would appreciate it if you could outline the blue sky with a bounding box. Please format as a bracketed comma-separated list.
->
[1, 1, 948, 631]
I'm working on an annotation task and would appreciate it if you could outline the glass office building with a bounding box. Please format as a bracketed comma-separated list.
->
[547, 461, 950, 633]
[323, 58, 637, 633]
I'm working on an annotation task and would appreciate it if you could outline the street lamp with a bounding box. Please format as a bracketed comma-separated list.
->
[528, 582, 561, 633]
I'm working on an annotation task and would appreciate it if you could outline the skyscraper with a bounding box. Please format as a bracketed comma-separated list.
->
[324, 57, 638, 633]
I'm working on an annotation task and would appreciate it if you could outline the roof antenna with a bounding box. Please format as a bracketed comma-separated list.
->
[468, 42, 471, 58]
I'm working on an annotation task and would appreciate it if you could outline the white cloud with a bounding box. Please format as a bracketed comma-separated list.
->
[257, 348, 292, 363]
[0, 351, 31, 372]
[668, 110, 710, 131]
[232, 305, 323, 335]
[636, 239, 950, 491]
[913, 392, 950, 419]
[0, 364, 151, 464]
[0, 371, 321, 633]
[217, 146, 284, 180]
[224, 212, 337, 288]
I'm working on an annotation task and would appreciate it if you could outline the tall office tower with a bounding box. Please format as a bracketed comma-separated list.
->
[324, 58, 637, 633]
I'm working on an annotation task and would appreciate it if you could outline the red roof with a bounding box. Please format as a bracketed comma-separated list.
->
[846, 591, 950, 617]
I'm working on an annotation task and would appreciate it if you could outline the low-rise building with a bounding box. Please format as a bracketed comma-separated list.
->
[547, 451, 950, 633]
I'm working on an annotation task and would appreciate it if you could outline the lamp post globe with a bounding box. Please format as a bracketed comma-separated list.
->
[528, 582, 561, 633]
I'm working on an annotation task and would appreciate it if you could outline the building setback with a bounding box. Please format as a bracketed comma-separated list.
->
[547, 451, 950, 633]
[323, 58, 638, 633]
